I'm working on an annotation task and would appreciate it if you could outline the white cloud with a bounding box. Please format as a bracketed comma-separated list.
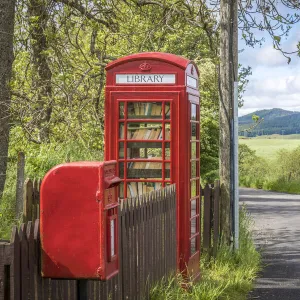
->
[255, 45, 288, 67]
[238, 22, 300, 116]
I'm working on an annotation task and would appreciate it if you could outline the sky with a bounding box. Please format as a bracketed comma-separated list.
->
[238, 20, 300, 116]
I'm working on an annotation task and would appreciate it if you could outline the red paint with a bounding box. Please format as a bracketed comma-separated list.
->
[105, 52, 201, 279]
[40, 161, 121, 280]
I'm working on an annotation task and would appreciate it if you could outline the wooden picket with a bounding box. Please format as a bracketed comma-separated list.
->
[201, 180, 221, 257]
[0, 179, 223, 299]
[0, 184, 177, 300]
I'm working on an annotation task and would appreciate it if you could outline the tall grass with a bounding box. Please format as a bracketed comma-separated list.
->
[150, 207, 261, 300]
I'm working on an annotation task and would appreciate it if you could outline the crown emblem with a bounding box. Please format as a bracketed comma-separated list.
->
[139, 62, 152, 71]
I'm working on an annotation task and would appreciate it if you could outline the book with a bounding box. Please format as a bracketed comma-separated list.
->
[145, 103, 152, 116]
[154, 182, 161, 190]
[130, 182, 138, 196]
[120, 124, 124, 139]
[138, 182, 143, 195]
[147, 185, 155, 193]
[155, 104, 161, 115]
[140, 103, 146, 115]
[165, 129, 171, 140]
[151, 104, 157, 116]
[153, 128, 162, 140]
[130, 128, 139, 139]
[134, 103, 139, 115]
[127, 184, 134, 197]
[143, 184, 147, 194]
[165, 105, 170, 117]
[144, 129, 152, 140]
[158, 129, 163, 140]
[149, 129, 157, 140]
[119, 184, 124, 198]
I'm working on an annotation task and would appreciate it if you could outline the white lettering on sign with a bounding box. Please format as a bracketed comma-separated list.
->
[116, 74, 176, 84]
[187, 75, 197, 88]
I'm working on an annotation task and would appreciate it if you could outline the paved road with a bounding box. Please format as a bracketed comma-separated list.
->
[239, 188, 300, 300]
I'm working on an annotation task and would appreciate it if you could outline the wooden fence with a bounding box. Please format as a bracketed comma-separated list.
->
[0, 185, 177, 300]
[201, 181, 221, 257]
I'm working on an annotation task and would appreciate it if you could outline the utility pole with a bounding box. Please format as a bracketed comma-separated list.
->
[232, 0, 239, 250]
[219, 0, 239, 247]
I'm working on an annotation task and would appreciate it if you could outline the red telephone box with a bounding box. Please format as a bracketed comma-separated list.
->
[104, 52, 201, 279]
[40, 161, 121, 280]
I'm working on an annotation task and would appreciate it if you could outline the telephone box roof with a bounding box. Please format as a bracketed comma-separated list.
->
[105, 52, 199, 74]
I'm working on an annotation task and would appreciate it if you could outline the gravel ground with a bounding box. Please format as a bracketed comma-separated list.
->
[239, 188, 300, 300]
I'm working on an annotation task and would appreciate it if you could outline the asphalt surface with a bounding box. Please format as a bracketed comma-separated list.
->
[239, 188, 300, 300]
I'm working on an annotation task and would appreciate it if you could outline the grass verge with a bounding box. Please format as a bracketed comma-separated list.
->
[150, 206, 261, 300]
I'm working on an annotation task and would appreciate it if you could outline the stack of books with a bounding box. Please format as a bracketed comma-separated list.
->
[127, 102, 170, 117]
[126, 182, 162, 197]
[127, 127, 170, 140]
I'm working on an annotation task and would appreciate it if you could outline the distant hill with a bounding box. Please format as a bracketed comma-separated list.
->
[239, 108, 300, 136]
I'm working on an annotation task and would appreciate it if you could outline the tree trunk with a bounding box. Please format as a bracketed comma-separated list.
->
[28, 0, 52, 142]
[0, 0, 15, 199]
[219, 0, 234, 243]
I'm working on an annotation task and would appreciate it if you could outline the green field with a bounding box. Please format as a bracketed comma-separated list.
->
[239, 134, 300, 160]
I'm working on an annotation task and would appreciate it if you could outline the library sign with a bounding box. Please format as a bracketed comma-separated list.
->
[116, 74, 176, 84]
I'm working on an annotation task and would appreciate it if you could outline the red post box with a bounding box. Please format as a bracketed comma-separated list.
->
[104, 52, 201, 280]
[40, 161, 121, 280]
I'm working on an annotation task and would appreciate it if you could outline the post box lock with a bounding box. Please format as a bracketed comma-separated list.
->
[40, 161, 121, 280]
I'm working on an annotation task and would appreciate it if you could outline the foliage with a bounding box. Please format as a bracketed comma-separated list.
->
[150, 206, 261, 300]
[239, 144, 270, 189]
[1, 0, 221, 234]
[239, 140, 300, 194]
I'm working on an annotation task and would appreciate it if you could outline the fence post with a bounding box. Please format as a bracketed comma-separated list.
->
[15, 152, 25, 219]
[23, 179, 33, 222]
[203, 184, 212, 253]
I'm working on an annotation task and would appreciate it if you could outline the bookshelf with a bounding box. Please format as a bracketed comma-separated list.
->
[118, 101, 171, 198]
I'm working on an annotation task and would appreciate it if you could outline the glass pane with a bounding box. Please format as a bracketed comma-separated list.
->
[191, 104, 197, 120]
[165, 147, 170, 160]
[119, 142, 124, 158]
[165, 123, 171, 140]
[119, 123, 125, 139]
[119, 162, 124, 178]
[191, 161, 199, 179]
[165, 163, 171, 180]
[191, 218, 197, 235]
[127, 102, 162, 118]
[127, 161, 163, 179]
[191, 123, 197, 139]
[190, 238, 196, 256]
[119, 182, 124, 199]
[127, 123, 163, 140]
[127, 182, 162, 197]
[191, 180, 199, 197]
[165, 102, 170, 119]
[191, 199, 196, 218]
[119, 102, 124, 118]
[191, 142, 199, 159]
[126, 142, 164, 159]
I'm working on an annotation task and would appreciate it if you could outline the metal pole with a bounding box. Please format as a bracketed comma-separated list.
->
[232, 0, 239, 251]
[233, 82, 239, 250]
